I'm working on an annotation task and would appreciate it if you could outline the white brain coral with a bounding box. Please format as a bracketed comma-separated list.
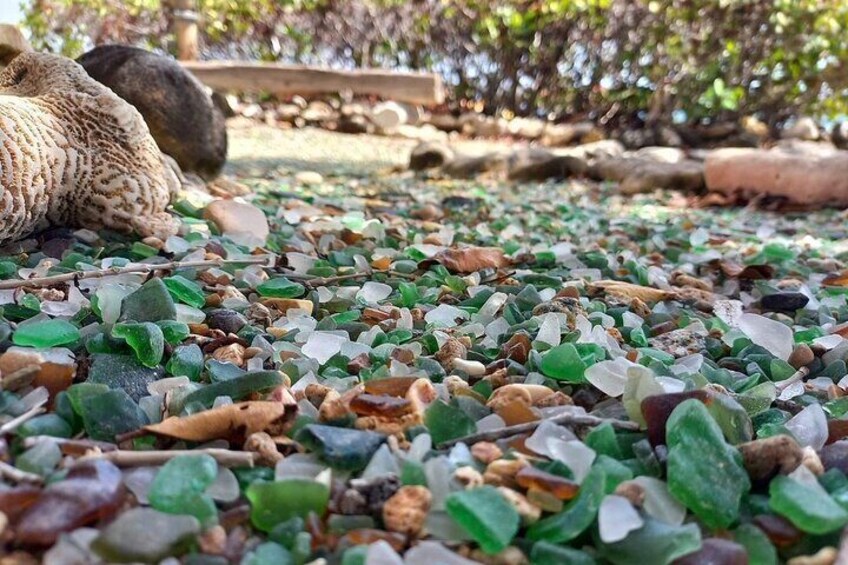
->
[0, 52, 179, 243]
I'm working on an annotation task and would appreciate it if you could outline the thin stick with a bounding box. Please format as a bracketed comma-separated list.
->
[775, 366, 810, 393]
[23, 436, 118, 454]
[0, 460, 43, 483]
[0, 403, 47, 435]
[0, 257, 274, 290]
[77, 448, 256, 468]
[438, 412, 640, 448]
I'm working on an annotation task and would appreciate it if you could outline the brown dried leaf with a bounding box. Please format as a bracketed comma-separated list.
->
[823, 271, 848, 288]
[430, 246, 509, 274]
[589, 280, 677, 303]
[714, 260, 775, 280]
[143, 401, 290, 444]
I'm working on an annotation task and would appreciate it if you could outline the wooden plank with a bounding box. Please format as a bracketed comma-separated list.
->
[181, 61, 444, 105]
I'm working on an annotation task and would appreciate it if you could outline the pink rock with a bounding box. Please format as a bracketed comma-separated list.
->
[204, 199, 269, 244]
[705, 146, 848, 207]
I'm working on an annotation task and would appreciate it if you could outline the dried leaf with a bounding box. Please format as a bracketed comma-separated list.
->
[143, 401, 292, 444]
[429, 246, 509, 274]
[713, 260, 775, 280]
[589, 280, 677, 303]
[823, 271, 848, 287]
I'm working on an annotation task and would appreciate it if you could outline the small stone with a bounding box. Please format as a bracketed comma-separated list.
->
[599, 517, 701, 565]
[207, 309, 248, 334]
[539, 343, 589, 382]
[294, 171, 323, 185]
[445, 486, 520, 555]
[598, 494, 644, 543]
[112, 322, 165, 368]
[80, 388, 148, 442]
[471, 442, 503, 465]
[737, 313, 794, 361]
[246, 479, 330, 532]
[409, 141, 454, 171]
[673, 538, 748, 565]
[738, 435, 803, 482]
[149, 454, 219, 526]
[119, 278, 177, 323]
[788, 344, 815, 369]
[257, 277, 306, 299]
[770, 472, 848, 534]
[13, 319, 80, 348]
[92, 507, 200, 562]
[16, 461, 125, 546]
[527, 466, 605, 543]
[204, 200, 269, 244]
[382, 485, 432, 536]
[785, 404, 828, 450]
[761, 292, 809, 312]
[163, 275, 206, 309]
[424, 400, 476, 446]
[166, 344, 204, 381]
[88, 353, 164, 402]
[296, 424, 385, 471]
[665, 399, 750, 529]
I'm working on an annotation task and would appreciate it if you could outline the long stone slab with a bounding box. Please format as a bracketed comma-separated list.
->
[705, 145, 848, 207]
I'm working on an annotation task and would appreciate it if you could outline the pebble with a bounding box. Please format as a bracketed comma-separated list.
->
[788, 344, 815, 368]
[92, 508, 200, 562]
[761, 292, 810, 312]
[203, 200, 269, 243]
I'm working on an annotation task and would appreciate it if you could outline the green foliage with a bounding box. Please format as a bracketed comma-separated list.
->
[20, 0, 848, 124]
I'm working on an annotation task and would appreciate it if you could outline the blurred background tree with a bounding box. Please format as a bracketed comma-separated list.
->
[20, 0, 848, 127]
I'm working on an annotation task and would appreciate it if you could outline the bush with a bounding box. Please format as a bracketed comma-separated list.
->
[21, 0, 848, 126]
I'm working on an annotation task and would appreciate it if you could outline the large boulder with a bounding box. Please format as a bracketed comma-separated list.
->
[506, 149, 588, 181]
[0, 25, 31, 67]
[782, 116, 820, 141]
[409, 141, 454, 171]
[705, 145, 848, 207]
[77, 45, 228, 180]
[0, 52, 179, 243]
[590, 158, 705, 194]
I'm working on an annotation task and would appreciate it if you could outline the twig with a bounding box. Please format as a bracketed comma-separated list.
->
[77, 448, 256, 468]
[0, 460, 43, 483]
[0, 257, 274, 290]
[438, 411, 640, 448]
[24, 436, 118, 455]
[0, 402, 47, 435]
[775, 366, 810, 392]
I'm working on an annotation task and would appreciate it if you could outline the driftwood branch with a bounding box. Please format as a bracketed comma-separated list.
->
[0, 400, 48, 435]
[0, 257, 274, 290]
[77, 448, 256, 468]
[437, 411, 640, 448]
[0, 460, 43, 483]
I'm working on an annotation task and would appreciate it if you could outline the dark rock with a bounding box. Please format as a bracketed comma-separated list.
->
[833, 121, 848, 149]
[206, 309, 248, 335]
[441, 152, 507, 179]
[760, 292, 809, 312]
[77, 45, 227, 180]
[673, 538, 747, 565]
[590, 157, 705, 194]
[211, 91, 235, 118]
[821, 440, 848, 474]
[507, 151, 588, 182]
[337, 114, 371, 135]
[409, 141, 454, 171]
